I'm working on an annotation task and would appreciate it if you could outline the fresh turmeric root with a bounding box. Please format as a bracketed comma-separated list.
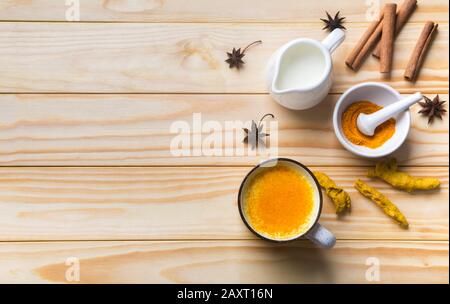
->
[367, 158, 440, 193]
[354, 179, 409, 229]
[314, 171, 351, 214]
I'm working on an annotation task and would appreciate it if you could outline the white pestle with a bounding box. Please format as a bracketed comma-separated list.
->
[357, 92, 423, 136]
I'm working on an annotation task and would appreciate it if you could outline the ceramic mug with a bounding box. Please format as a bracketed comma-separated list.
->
[266, 29, 345, 110]
[238, 158, 336, 248]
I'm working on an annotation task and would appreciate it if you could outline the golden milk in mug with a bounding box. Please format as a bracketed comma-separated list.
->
[238, 158, 336, 248]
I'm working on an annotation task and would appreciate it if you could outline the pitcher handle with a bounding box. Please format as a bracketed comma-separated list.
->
[321, 28, 345, 54]
[305, 223, 336, 249]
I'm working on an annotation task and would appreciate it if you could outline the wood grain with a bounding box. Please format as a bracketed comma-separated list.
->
[0, 166, 447, 241]
[0, 0, 448, 23]
[0, 240, 447, 283]
[0, 94, 447, 166]
[0, 0, 448, 285]
[0, 23, 447, 93]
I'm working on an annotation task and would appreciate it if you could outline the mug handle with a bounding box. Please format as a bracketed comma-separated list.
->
[321, 28, 345, 54]
[305, 223, 336, 249]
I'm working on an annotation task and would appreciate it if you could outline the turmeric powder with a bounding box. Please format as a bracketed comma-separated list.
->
[354, 179, 409, 229]
[342, 101, 396, 149]
[313, 171, 351, 214]
[368, 158, 440, 192]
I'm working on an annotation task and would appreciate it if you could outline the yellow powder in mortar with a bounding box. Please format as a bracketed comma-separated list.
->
[342, 101, 396, 149]
[244, 163, 314, 240]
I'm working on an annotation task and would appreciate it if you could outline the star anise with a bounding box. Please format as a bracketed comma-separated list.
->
[321, 11, 346, 32]
[418, 95, 447, 124]
[243, 114, 275, 150]
[225, 40, 262, 69]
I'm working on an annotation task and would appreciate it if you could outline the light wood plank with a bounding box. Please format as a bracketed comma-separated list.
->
[0, 23, 447, 93]
[0, 166, 447, 241]
[0, 94, 447, 166]
[0, 0, 448, 23]
[0, 240, 447, 283]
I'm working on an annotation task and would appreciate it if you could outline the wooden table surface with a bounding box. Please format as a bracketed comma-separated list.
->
[0, 0, 448, 284]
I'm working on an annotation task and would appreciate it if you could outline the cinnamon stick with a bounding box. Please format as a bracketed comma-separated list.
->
[404, 21, 439, 81]
[380, 4, 397, 73]
[373, 0, 417, 59]
[345, 13, 384, 70]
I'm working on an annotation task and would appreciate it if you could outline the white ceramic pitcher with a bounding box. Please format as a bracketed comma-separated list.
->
[267, 29, 345, 110]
